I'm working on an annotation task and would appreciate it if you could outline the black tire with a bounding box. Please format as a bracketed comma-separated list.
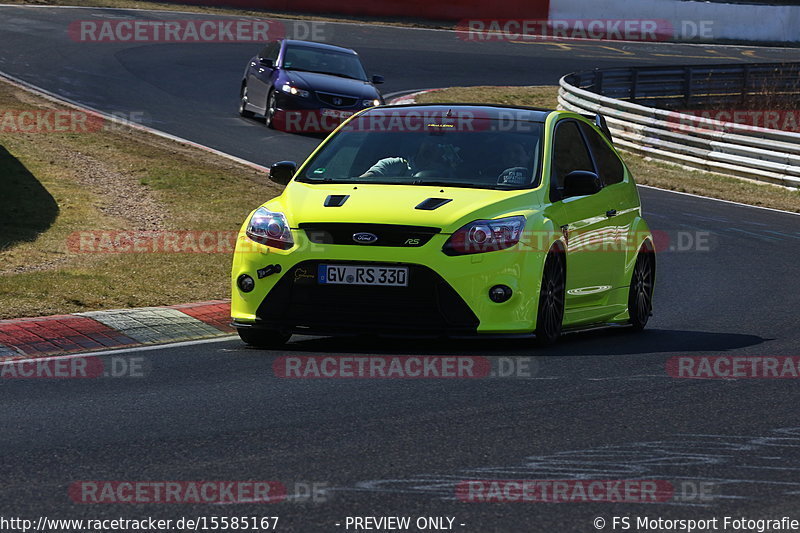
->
[237, 327, 290, 348]
[264, 90, 277, 129]
[534, 249, 566, 346]
[628, 245, 655, 331]
[238, 84, 255, 118]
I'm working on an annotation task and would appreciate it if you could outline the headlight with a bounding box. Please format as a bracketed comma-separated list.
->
[281, 83, 309, 98]
[363, 99, 381, 107]
[246, 207, 294, 250]
[442, 216, 526, 256]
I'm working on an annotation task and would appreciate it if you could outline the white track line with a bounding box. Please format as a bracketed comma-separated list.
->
[637, 185, 800, 216]
[2, 74, 797, 216]
[1, 49, 797, 219]
[0, 71, 270, 173]
[0, 335, 237, 364]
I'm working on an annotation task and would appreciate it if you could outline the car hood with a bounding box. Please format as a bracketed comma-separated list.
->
[284, 70, 379, 98]
[270, 182, 535, 233]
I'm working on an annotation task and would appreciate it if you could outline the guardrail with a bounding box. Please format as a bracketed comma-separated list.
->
[557, 63, 800, 188]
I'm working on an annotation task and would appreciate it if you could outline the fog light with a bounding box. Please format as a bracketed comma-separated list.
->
[237, 274, 255, 293]
[489, 284, 512, 303]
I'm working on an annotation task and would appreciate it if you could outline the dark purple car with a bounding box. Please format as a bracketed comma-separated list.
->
[238, 39, 385, 133]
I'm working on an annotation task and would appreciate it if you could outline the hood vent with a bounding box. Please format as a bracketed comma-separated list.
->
[415, 198, 452, 211]
[324, 195, 350, 207]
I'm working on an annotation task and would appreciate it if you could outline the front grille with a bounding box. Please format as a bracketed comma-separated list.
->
[255, 261, 479, 335]
[316, 92, 358, 107]
[300, 223, 441, 247]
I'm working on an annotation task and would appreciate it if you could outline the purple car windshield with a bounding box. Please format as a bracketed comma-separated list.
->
[283, 46, 367, 81]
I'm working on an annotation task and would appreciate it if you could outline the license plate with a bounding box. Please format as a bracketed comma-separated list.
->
[321, 109, 353, 119]
[318, 264, 408, 287]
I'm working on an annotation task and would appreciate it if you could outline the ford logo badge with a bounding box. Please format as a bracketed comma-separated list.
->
[353, 232, 378, 244]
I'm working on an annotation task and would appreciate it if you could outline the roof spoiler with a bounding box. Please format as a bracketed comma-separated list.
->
[581, 113, 613, 143]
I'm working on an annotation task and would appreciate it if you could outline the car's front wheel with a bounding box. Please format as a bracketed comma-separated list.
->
[237, 327, 290, 348]
[628, 244, 655, 331]
[534, 249, 566, 346]
[238, 84, 255, 118]
[264, 90, 277, 129]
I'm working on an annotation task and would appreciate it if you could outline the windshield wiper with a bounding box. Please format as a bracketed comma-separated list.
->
[300, 176, 511, 189]
[410, 179, 491, 189]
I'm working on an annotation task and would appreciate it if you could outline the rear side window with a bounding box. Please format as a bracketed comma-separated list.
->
[551, 120, 595, 199]
[579, 122, 624, 186]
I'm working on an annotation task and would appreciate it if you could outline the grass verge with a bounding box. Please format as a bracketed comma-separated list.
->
[0, 78, 282, 319]
[417, 86, 800, 213]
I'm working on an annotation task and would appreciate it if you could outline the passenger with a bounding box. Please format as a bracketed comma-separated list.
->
[495, 142, 533, 186]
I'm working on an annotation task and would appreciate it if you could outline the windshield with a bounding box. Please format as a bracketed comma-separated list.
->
[282, 45, 368, 81]
[298, 110, 544, 190]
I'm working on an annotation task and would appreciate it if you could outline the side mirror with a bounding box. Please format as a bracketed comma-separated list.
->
[269, 161, 296, 185]
[594, 114, 613, 143]
[258, 58, 274, 68]
[371, 75, 385, 85]
[562, 170, 602, 199]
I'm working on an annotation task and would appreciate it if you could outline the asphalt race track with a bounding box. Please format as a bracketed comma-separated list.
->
[0, 6, 796, 165]
[1, 5, 800, 532]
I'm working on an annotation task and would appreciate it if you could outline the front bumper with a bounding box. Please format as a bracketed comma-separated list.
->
[231, 230, 547, 336]
[272, 92, 368, 133]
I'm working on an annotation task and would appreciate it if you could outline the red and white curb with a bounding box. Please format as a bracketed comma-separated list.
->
[0, 300, 233, 361]
[387, 89, 441, 105]
[0, 86, 425, 362]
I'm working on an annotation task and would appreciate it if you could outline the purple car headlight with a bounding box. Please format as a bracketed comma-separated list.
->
[281, 83, 310, 98]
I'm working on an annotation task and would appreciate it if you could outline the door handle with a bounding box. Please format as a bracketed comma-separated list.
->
[606, 209, 617, 218]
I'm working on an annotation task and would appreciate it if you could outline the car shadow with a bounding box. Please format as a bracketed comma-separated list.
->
[278, 327, 766, 357]
[0, 145, 59, 250]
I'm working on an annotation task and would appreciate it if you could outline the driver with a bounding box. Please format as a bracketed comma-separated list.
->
[361, 138, 452, 178]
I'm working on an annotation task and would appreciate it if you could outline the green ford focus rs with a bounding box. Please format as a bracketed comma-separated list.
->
[231, 104, 655, 346]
